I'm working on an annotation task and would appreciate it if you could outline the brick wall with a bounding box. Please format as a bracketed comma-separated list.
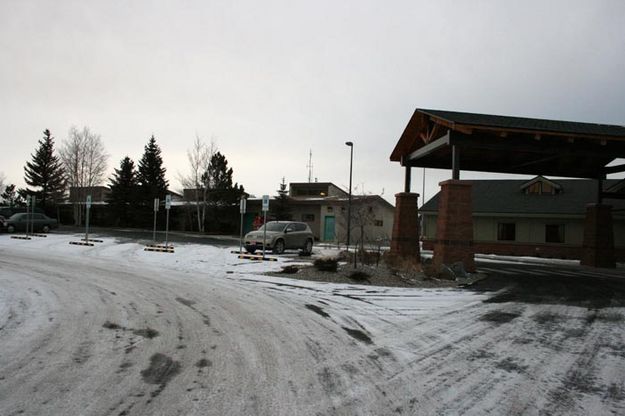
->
[432, 180, 475, 272]
[390, 192, 420, 259]
[581, 203, 616, 267]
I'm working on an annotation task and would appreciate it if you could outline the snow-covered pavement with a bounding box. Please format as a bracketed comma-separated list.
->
[1, 233, 624, 415]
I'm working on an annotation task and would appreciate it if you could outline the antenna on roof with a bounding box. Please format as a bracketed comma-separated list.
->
[307, 149, 313, 183]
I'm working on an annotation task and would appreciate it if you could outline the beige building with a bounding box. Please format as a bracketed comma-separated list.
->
[246, 182, 395, 244]
[421, 176, 625, 259]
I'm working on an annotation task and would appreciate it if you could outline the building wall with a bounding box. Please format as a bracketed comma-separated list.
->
[246, 194, 394, 243]
[331, 200, 394, 244]
[422, 212, 625, 259]
[289, 205, 323, 238]
[290, 201, 394, 243]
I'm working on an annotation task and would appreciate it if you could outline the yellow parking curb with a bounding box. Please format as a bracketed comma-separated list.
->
[237, 254, 278, 261]
[69, 241, 94, 247]
[144, 246, 175, 253]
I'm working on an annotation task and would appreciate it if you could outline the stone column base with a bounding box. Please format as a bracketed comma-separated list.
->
[432, 180, 475, 273]
[581, 203, 615, 268]
[390, 192, 420, 260]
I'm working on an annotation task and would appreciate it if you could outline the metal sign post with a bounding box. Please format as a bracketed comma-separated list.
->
[85, 195, 92, 242]
[165, 195, 171, 247]
[25, 195, 31, 236]
[261, 195, 269, 258]
[29, 195, 36, 235]
[153, 198, 159, 242]
[239, 196, 247, 254]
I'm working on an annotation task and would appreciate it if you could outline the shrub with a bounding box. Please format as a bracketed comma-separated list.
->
[358, 249, 380, 265]
[382, 251, 421, 273]
[349, 270, 370, 282]
[279, 265, 299, 274]
[313, 257, 338, 272]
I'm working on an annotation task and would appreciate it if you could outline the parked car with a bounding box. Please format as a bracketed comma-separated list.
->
[4, 213, 58, 233]
[244, 221, 314, 255]
[0, 215, 7, 232]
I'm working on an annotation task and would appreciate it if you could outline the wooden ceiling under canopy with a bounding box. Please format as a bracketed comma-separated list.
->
[390, 109, 625, 179]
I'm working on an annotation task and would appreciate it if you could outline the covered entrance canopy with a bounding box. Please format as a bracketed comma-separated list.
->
[389, 108, 625, 270]
[391, 109, 625, 181]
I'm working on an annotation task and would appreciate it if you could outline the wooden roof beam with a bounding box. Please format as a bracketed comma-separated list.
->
[604, 163, 625, 174]
[405, 131, 451, 163]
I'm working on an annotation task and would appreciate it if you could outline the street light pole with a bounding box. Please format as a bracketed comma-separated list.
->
[345, 141, 353, 249]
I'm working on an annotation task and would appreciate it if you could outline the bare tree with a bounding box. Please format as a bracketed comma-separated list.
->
[59, 126, 109, 225]
[178, 135, 216, 232]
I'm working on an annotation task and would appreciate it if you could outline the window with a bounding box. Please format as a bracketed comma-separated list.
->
[374, 220, 383, 227]
[523, 180, 561, 195]
[526, 182, 542, 194]
[327, 206, 333, 213]
[545, 224, 565, 243]
[497, 223, 516, 241]
[302, 214, 315, 222]
[295, 188, 327, 196]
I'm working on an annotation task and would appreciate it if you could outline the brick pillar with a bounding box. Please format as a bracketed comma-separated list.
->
[432, 180, 475, 272]
[390, 192, 420, 259]
[581, 203, 615, 268]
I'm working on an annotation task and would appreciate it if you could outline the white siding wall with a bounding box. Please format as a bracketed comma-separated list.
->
[421, 213, 624, 248]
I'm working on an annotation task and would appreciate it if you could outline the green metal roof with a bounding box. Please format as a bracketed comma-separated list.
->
[421, 179, 625, 216]
[419, 109, 625, 137]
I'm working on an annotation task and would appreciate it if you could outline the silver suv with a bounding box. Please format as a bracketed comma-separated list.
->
[244, 221, 314, 255]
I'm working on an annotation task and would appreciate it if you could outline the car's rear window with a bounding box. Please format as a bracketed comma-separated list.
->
[260, 222, 286, 232]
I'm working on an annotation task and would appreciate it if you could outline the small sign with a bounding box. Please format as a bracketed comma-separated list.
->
[86, 195, 92, 209]
[165, 194, 172, 210]
[154, 198, 159, 212]
[240, 197, 247, 214]
[262, 195, 270, 212]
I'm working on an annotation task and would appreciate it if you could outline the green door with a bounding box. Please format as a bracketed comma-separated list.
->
[323, 216, 335, 241]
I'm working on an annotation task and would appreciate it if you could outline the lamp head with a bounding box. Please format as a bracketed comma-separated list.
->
[345, 141, 353, 147]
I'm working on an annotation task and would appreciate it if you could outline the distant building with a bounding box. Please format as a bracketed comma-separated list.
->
[244, 182, 395, 243]
[69, 186, 183, 204]
[68, 186, 110, 204]
[420, 176, 625, 260]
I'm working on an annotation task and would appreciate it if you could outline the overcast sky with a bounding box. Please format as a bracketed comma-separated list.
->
[1, 0, 624, 204]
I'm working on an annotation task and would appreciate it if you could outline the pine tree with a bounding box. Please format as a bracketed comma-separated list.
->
[274, 177, 292, 220]
[205, 152, 244, 204]
[1, 184, 25, 207]
[24, 129, 66, 212]
[203, 151, 245, 231]
[137, 135, 169, 203]
[108, 156, 139, 226]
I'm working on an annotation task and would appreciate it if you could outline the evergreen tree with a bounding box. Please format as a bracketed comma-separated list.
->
[108, 156, 139, 226]
[203, 151, 245, 231]
[204, 152, 244, 204]
[1, 184, 25, 207]
[23, 129, 66, 212]
[273, 177, 292, 220]
[137, 135, 169, 203]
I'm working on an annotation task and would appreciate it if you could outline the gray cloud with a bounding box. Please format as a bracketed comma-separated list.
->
[1, 0, 623, 202]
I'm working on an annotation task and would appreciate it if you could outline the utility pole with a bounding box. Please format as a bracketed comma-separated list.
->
[345, 141, 354, 249]
[307, 149, 313, 183]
